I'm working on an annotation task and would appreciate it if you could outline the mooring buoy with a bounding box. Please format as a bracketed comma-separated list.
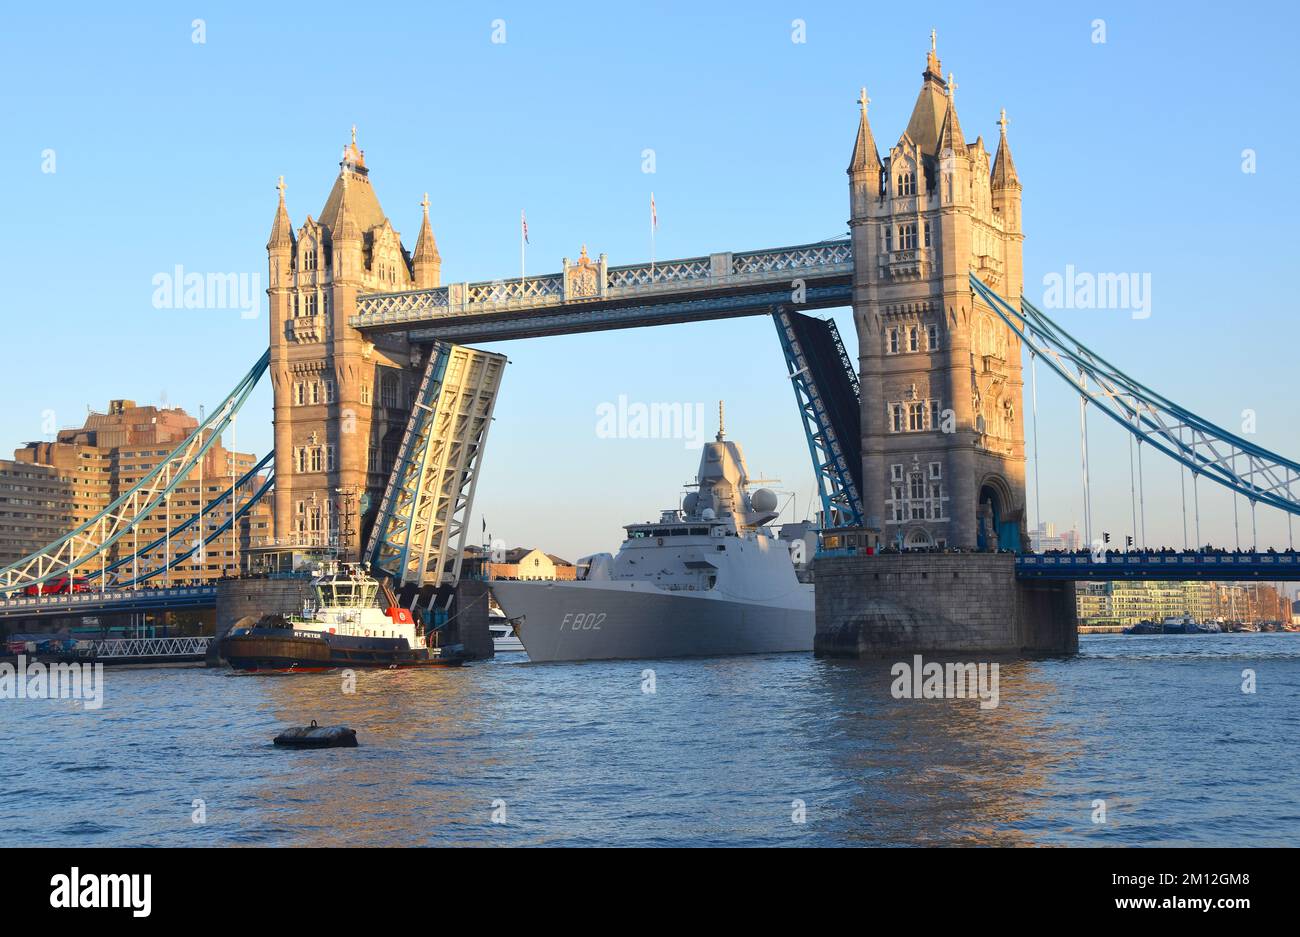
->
[273, 719, 358, 749]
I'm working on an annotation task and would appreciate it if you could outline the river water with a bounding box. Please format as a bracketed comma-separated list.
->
[2, 634, 1297, 847]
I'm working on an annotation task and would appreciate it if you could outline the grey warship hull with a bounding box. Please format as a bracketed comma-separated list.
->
[490, 580, 814, 663]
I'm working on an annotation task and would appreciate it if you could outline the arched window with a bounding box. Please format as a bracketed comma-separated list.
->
[380, 372, 401, 409]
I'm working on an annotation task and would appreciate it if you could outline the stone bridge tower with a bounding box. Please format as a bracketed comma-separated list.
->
[266, 131, 440, 557]
[848, 34, 1027, 551]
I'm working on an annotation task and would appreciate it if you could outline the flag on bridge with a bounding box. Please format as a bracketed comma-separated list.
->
[521, 210, 529, 245]
[650, 192, 657, 232]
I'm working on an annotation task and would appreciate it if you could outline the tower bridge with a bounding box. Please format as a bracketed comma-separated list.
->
[4, 35, 1300, 656]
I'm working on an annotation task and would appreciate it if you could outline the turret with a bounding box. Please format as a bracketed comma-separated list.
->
[847, 87, 883, 219]
[991, 108, 1024, 301]
[412, 193, 441, 289]
[330, 171, 363, 283]
[991, 108, 1022, 230]
[267, 175, 295, 288]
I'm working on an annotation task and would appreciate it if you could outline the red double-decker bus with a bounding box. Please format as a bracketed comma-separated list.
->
[23, 577, 90, 596]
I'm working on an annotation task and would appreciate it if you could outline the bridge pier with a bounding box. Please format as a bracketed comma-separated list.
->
[211, 577, 316, 666]
[814, 553, 1076, 658]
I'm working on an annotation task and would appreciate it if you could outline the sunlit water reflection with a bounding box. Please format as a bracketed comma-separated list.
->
[2, 634, 1296, 846]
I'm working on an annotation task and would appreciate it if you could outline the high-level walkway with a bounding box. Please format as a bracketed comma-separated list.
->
[352, 240, 853, 342]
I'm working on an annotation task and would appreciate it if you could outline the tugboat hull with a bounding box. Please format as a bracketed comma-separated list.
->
[221, 629, 463, 672]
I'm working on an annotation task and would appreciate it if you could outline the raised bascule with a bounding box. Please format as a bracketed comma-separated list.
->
[5, 36, 1300, 656]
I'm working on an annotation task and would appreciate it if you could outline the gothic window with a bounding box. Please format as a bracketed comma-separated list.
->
[360, 382, 371, 405]
[924, 221, 932, 248]
[324, 380, 336, 404]
[896, 171, 916, 197]
[294, 383, 305, 406]
[302, 246, 317, 271]
[892, 487, 905, 522]
[891, 404, 904, 433]
[929, 400, 940, 430]
[368, 445, 379, 473]
[888, 328, 899, 354]
[309, 381, 320, 405]
[309, 448, 323, 473]
[908, 327, 919, 352]
[908, 403, 925, 431]
[928, 461, 942, 480]
[884, 225, 892, 252]
[891, 464, 903, 482]
[325, 446, 336, 473]
[380, 372, 401, 409]
[899, 224, 917, 251]
[928, 324, 939, 350]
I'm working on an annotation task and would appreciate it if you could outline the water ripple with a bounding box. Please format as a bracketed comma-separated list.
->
[0, 633, 1297, 845]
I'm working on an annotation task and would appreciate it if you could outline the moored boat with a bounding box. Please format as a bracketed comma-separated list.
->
[220, 563, 464, 672]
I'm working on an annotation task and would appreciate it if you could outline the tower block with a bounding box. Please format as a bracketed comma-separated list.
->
[267, 130, 440, 557]
[847, 35, 1027, 552]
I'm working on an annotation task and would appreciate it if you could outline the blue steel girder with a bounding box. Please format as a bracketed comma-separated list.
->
[971, 275, 1300, 518]
[0, 351, 271, 594]
[89, 451, 274, 586]
[109, 466, 275, 588]
[0, 587, 218, 620]
[773, 309, 864, 528]
[1016, 552, 1300, 581]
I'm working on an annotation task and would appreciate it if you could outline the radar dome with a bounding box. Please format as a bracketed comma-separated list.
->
[701, 508, 716, 521]
[683, 492, 699, 514]
[751, 488, 778, 513]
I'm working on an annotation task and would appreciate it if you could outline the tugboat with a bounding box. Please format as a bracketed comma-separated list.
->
[221, 563, 464, 672]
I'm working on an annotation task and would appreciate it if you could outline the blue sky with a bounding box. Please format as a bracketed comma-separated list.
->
[2, 1, 1298, 560]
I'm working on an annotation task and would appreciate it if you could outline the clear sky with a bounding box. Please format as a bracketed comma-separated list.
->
[2, 1, 1298, 561]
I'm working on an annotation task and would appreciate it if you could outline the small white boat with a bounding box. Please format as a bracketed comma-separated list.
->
[488, 605, 525, 653]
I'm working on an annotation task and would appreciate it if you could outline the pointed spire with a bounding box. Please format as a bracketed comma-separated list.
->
[937, 72, 966, 155]
[926, 28, 942, 79]
[847, 86, 882, 175]
[413, 192, 440, 265]
[332, 167, 361, 241]
[341, 124, 367, 174]
[991, 108, 1021, 189]
[267, 175, 295, 250]
[904, 32, 949, 155]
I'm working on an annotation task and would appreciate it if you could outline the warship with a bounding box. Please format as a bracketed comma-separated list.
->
[492, 409, 814, 662]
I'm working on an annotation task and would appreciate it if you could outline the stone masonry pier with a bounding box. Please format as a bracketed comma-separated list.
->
[814, 553, 1077, 658]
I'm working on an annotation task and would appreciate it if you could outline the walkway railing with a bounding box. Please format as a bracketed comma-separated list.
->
[352, 240, 854, 330]
[0, 586, 217, 613]
[87, 636, 211, 659]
